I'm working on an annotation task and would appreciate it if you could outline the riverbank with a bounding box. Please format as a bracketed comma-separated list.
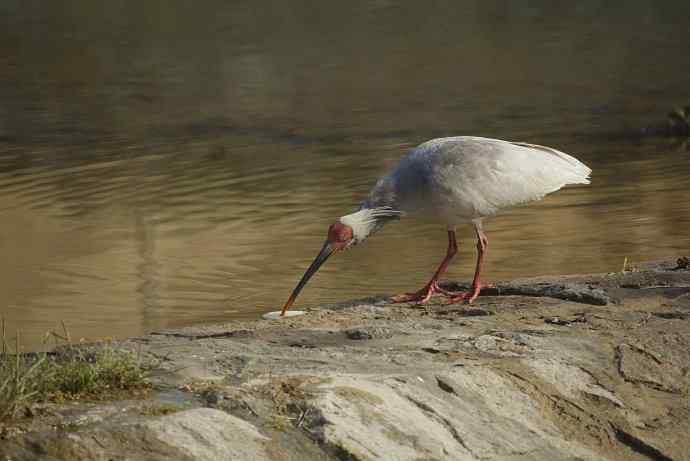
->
[2, 258, 689, 460]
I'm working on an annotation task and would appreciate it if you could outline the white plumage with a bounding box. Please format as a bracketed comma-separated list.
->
[280, 136, 591, 316]
[363, 136, 591, 228]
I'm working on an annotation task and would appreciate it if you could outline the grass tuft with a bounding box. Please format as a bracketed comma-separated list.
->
[0, 319, 150, 421]
[0, 326, 47, 420]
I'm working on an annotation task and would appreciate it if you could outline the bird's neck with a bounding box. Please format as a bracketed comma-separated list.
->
[362, 176, 399, 211]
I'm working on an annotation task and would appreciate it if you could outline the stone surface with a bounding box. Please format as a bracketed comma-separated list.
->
[344, 326, 394, 340]
[2, 258, 690, 460]
[0, 409, 270, 461]
[145, 408, 271, 461]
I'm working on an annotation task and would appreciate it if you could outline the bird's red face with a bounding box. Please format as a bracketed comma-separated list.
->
[327, 222, 354, 250]
[280, 222, 354, 316]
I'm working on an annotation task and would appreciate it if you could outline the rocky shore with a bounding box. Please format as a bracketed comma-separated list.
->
[2, 258, 689, 461]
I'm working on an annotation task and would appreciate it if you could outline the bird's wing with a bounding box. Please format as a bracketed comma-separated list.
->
[425, 137, 591, 218]
[509, 141, 591, 177]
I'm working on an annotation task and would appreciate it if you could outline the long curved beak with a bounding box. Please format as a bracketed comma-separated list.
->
[280, 241, 334, 316]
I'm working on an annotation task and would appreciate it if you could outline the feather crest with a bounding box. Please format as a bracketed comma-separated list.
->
[339, 206, 402, 245]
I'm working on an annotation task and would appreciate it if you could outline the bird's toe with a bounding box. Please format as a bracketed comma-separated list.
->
[390, 283, 438, 304]
[444, 284, 484, 304]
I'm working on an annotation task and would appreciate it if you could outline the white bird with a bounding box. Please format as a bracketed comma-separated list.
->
[280, 136, 591, 316]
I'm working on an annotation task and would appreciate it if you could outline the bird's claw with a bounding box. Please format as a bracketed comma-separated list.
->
[442, 282, 488, 305]
[392, 281, 492, 305]
[390, 281, 440, 304]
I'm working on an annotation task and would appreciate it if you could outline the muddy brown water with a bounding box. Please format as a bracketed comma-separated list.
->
[1, 2, 689, 350]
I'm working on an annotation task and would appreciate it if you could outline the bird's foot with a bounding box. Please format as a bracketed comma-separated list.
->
[443, 282, 492, 305]
[390, 281, 442, 305]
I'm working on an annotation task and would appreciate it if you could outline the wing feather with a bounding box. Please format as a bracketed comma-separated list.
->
[382, 137, 591, 222]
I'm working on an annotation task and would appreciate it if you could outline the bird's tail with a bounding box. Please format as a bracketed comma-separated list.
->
[512, 142, 591, 185]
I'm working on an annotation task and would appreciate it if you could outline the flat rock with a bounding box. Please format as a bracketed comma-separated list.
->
[143, 408, 270, 461]
[304, 373, 604, 461]
[1, 409, 270, 461]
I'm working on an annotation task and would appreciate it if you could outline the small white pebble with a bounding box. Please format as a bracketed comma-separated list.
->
[262, 310, 306, 320]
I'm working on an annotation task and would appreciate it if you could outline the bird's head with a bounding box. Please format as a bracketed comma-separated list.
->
[280, 207, 401, 316]
[326, 221, 355, 251]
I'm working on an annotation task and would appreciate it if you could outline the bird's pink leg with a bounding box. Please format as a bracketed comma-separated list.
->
[446, 224, 488, 304]
[391, 230, 458, 304]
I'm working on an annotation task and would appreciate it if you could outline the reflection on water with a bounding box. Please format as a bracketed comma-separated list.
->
[1, 1, 689, 350]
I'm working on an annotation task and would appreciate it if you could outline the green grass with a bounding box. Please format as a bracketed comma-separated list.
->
[0, 320, 150, 421]
[0, 329, 47, 420]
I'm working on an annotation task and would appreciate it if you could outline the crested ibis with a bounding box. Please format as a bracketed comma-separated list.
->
[279, 136, 591, 316]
